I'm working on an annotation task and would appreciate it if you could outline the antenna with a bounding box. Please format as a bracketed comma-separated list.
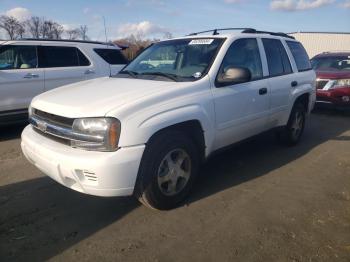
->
[103, 16, 113, 77]
[103, 16, 108, 44]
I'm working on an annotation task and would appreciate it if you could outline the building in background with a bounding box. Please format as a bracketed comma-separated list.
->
[289, 32, 350, 58]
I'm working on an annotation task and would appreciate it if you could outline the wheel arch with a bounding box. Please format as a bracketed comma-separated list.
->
[118, 104, 215, 159]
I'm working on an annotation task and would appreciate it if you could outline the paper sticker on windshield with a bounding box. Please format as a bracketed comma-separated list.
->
[189, 39, 214, 45]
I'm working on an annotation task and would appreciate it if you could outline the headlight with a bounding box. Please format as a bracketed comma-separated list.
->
[332, 79, 350, 89]
[71, 118, 121, 151]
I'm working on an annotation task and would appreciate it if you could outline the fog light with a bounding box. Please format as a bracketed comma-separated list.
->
[342, 96, 350, 102]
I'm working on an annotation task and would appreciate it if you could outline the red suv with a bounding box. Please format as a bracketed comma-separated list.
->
[311, 52, 350, 109]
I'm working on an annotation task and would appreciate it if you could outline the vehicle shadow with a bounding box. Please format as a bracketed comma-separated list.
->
[187, 109, 350, 206]
[0, 111, 349, 261]
[0, 123, 27, 142]
[0, 177, 140, 261]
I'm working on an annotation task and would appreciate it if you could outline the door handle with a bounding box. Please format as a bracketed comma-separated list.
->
[84, 69, 95, 75]
[291, 81, 298, 87]
[23, 73, 39, 79]
[259, 87, 268, 95]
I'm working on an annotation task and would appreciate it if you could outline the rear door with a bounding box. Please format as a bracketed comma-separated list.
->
[261, 38, 294, 127]
[0, 44, 44, 113]
[39, 45, 93, 91]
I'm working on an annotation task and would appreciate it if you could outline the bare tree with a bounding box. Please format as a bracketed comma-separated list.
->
[52, 23, 64, 39]
[40, 20, 64, 39]
[114, 34, 158, 60]
[79, 25, 88, 40]
[16, 23, 25, 39]
[0, 15, 23, 40]
[26, 16, 42, 38]
[66, 28, 80, 40]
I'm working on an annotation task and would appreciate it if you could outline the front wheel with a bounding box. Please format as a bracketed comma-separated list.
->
[134, 130, 199, 210]
[276, 103, 306, 146]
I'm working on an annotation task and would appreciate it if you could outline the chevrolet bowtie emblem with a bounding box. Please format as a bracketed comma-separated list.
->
[36, 120, 47, 133]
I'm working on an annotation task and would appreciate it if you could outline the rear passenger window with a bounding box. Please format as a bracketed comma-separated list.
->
[286, 41, 311, 72]
[218, 38, 263, 81]
[94, 49, 128, 65]
[40, 46, 90, 68]
[262, 39, 292, 77]
[41, 46, 78, 67]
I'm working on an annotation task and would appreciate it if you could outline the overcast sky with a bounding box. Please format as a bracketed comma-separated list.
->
[0, 0, 349, 40]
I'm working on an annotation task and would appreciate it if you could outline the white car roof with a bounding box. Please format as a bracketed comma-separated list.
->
[2, 39, 122, 49]
[166, 28, 298, 42]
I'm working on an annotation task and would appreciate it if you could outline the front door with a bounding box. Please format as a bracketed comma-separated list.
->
[0, 45, 44, 113]
[211, 38, 270, 150]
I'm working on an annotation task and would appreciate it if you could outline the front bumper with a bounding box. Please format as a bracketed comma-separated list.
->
[316, 88, 350, 107]
[21, 125, 145, 197]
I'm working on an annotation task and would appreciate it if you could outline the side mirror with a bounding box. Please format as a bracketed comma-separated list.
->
[217, 67, 251, 87]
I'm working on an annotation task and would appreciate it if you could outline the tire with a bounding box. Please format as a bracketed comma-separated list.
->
[276, 102, 306, 146]
[134, 130, 199, 210]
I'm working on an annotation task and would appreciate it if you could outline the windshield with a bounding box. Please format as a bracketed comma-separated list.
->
[311, 56, 350, 71]
[117, 38, 224, 82]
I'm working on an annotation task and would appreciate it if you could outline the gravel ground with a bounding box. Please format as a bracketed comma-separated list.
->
[0, 109, 349, 262]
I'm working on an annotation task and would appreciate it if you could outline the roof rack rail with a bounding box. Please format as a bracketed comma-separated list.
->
[18, 38, 116, 46]
[187, 28, 295, 39]
[188, 28, 255, 36]
[242, 29, 295, 39]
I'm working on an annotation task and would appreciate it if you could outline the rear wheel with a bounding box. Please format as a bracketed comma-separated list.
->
[276, 102, 306, 146]
[134, 130, 199, 210]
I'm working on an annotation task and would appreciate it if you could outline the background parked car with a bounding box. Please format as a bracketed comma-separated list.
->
[311, 51, 350, 109]
[0, 39, 128, 124]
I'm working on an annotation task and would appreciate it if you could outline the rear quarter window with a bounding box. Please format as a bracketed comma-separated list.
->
[286, 41, 311, 72]
[94, 48, 128, 65]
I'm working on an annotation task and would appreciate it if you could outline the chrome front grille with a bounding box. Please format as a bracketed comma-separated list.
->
[33, 109, 74, 127]
[30, 109, 103, 145]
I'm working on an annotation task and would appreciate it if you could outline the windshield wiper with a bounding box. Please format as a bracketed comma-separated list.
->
[140, 72, 179, 82]
[119, 70, 139, 78]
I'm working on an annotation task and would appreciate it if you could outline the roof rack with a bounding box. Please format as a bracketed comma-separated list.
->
[188, 28, 255, 36]
[18, 38, 116, 46]
[243, 29, 295, 39]
[187, 28, 295, 39]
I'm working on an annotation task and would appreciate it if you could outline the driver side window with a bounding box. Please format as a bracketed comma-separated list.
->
[0, 45, 38, 70]
[219, 38, 263, 81]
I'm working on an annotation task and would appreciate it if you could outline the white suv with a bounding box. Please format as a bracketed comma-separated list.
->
[0, 39, 127, 124]
[21, 28, 316, 210]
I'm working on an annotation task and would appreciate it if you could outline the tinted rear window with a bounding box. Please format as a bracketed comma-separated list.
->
[286, 41, 311, 72]
[40, 46, 90, 68]
[94, 48, 128, 65]
[263, 38, 292, 77]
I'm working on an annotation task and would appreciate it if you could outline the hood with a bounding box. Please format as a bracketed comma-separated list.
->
[31, 77, 179, 118]
[316, 70, 350, 80]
